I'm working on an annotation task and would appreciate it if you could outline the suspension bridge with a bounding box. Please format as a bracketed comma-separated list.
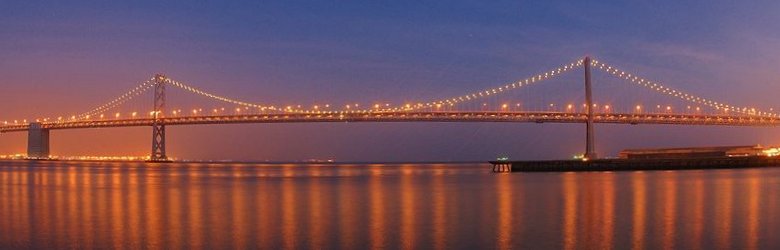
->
[2, 56, 778, 161]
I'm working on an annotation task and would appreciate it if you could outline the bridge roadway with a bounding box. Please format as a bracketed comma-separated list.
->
[2, 111, 779, 133]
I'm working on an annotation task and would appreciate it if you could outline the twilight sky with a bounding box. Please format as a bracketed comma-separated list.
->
[1, 1, 780, 161]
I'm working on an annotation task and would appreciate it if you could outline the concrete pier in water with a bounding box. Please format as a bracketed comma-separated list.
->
[490, 156, 780, 172]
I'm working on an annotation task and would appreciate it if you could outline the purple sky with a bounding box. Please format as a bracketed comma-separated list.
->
[1, 1, 779, 161]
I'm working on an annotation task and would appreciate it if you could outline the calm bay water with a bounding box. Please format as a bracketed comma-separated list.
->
[1, 161, 780, 249]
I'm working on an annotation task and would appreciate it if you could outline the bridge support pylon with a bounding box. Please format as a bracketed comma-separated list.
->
[584, 57, 598, 160]
[27, 122, 50, 159]
[150, 74, 169, 162]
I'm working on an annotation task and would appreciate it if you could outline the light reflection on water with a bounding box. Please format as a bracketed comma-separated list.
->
[1, 161, 779, 249]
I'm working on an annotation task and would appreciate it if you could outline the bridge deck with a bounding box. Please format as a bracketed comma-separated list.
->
[2, 111, 779, 133]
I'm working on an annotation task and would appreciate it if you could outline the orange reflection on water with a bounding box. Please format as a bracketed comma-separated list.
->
[189, 171, 205, 248]
[338, 168, 359, 249]
[688, 173, 705, 250]
[0, 162, 779, 249]
[308, 167, 326, 249]
[82, 168, 95, 247]
[716, 171, 734, 249]
[281, 176, 297, 249]
[256, 171, 274, 249]
[562, 173, 578, 250]
[232, 173, 248, 249]
[128, 170, 142, 247]
[496, 174, 513, 250]
[147, 169, 162, 248]
[660, 171, 677, 250]
[370, 167, 386, 249]
[631, 172, 647, 250]
[432, 168, 446, 250]
[601, 173, 615, 250]
[400, 165, 416, 250]
[168, 171, 187, 249]
[746, 170, 760, 250]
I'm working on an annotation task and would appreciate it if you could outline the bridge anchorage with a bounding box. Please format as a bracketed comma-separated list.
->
[26, 123, 49, 159]
[3, 55, 779, 162]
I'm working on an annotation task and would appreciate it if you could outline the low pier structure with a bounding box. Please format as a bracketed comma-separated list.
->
[490, 156, 780, 172]
[492, 162, 512, 173]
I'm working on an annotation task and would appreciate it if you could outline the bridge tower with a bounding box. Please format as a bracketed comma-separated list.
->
[584, 57, 598, 160]
[150, 74, 168, 161]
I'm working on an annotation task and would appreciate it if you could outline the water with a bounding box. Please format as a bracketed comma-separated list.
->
[1, 161, 779, 249]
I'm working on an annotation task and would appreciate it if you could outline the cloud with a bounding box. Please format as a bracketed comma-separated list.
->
[636, 42, 724, 63]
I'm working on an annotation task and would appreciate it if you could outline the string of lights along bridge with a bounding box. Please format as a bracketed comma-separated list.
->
[1, 56, 778, 161]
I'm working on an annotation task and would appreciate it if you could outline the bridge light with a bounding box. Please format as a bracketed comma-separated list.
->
[115, 113, 120, 118]
[132, 112, 137, 118]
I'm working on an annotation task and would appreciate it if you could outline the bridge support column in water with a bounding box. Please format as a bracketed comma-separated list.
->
[584, 57, 598, 160]
[150, 74, 168, 162]
[27, 122, 50, 159]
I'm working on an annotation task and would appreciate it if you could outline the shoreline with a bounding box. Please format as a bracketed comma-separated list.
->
[0, 158, 489, 165]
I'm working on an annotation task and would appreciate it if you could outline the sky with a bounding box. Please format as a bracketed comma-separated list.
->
[1, 0, 780, 161]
